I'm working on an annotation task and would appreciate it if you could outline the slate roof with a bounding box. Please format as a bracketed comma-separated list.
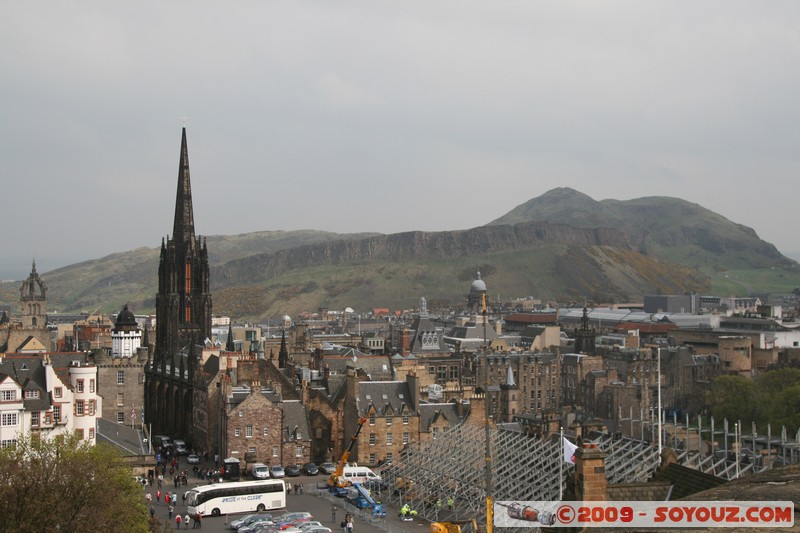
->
[282, 400, 311, 442]
[0, 356, 52, 411]
[322, 354, 394, 381]
[357, 381, 416, 416]
[418, 402, 463, 431]
[651, 462, 728, 500]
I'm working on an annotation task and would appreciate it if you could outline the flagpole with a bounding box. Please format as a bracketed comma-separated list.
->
[559, 426, 564, 500]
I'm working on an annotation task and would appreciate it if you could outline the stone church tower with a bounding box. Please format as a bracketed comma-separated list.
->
[4, 260, 52, 352]
[146, 127, 213, 439]
[19, 260, 47, 328]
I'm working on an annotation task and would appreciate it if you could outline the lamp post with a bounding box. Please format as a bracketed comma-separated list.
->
[657, 348, 662, 458]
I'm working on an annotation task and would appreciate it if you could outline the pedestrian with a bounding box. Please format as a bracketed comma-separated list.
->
[197, 511, 202, 529]
[145, 492, 152, 503]
[340, 519, 347, 533]
[182, 491, 186, 505]
[346, 515, 354, 533]
[447, 497, 454, 512]
[287, 484, 292, 495]
[331, 505, 337, 523]
[169, 505, 174, 519]
[150, 505, 155, 519]
[172, 492, 177, 505]
[299, 482, 304, 494]
[156, 490, 161, 503]
[184, 514, 190, 529]
[175, 514, 181, 529]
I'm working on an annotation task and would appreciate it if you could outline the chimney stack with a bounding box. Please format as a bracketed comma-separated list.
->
[575, 443, 608, 501]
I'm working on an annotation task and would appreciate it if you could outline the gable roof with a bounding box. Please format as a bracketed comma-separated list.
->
[357, 381, 416, 416]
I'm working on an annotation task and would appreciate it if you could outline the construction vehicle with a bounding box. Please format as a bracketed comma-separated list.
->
[430, 518, 478, 533]
[345, 482, 386, 517]
[327, 416, 368, 493]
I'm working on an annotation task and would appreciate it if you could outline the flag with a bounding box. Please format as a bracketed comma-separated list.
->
[563, 437, 577, 464]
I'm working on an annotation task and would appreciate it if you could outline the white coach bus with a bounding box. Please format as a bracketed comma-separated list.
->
[186, 479, 286, 517]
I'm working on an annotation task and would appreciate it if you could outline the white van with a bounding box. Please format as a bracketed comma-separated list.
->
[250, 463, 270, 480]
[342, 466, 381, 485]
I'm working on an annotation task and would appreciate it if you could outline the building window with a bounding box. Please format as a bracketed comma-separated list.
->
[234, 428, 241, 437]
[246, 425, 253, 438]
[1, 390, 15, 402]
[369, 453, 376, 464]
[386, 433, 393, 445]
[89, 428, 95, 440]
[263, 427, 269, 436]
[369, 433, 376, 446]
[117, 371, 125, 385]
[75, 428, 84, 439]
[76, 380, 84, 393]
[272, 447, 278, 457]
[316, 428, 323, 439]
[369, 414, 375, 426]
[24, 390, 39, 399]
[75, 400, 84, 416]
[402, 415, 409, 425]
[295, 446, 303, 458]
[116, 393, 124, 406]
[116, 411, 124, 423]
[386, 452, 393, 463]
[89, 379, 95, 393]
[1, 413, 18, 426]
[0, 440, 16, 449]
[88, 400, 95, 416]
[385, 416, 393, 426]
[31, 411, 39, 427]
[402, 432, 409, 445]
[449, 366, 459, 380]
[55, 387, 62, 398]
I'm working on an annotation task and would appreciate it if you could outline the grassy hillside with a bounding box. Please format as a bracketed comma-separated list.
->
[1, 190, 795, 320]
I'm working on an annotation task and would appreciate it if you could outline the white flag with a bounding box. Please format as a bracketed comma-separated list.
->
[563, 437, 578, 464]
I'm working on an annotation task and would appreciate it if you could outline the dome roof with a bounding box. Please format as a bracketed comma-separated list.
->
[470, 271, 487, 292]
[115, 305, 137, 327]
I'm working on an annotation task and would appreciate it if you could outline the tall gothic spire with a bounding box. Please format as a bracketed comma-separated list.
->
[172, 127, 195, 246]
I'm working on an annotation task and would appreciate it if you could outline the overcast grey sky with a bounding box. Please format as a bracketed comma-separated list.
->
[1, 1, 798, 279]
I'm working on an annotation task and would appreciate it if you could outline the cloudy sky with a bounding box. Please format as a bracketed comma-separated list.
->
[1, 1, 798, 279]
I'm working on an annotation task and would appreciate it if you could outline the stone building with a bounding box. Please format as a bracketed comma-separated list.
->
[3, 261, 52, 353]
[145, 127, 213, 443]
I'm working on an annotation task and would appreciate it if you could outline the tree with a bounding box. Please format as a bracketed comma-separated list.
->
[0, 435, 149, 533]
[709, 375, 759, 426]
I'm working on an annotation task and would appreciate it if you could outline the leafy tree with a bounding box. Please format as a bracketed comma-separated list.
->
[0, 435, 149, 533]
[709, 375, 759, 426]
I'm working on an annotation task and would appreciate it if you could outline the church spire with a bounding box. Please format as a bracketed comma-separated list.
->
[172, 127, 196, 246]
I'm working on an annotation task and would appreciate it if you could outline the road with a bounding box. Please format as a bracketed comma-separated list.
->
[143, 457, 424, 533]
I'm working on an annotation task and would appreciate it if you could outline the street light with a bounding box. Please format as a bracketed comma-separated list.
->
[657, 348, 662, 458]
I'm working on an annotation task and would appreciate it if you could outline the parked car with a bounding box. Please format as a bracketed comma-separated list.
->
[302, 528, 332, 533]
[284, 464, 302, 477]
[296, 521, 324, 531]
[230, 514, 273, 530]
[186, 454, 201, 464]
[272, 512, 313, 528]
[238, 518, 275, 533]
[302, 462, 319, 476]
[319, 462, 336, 475]
[270, 465, 285, 478]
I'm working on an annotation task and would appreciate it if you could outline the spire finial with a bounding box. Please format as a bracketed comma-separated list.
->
[180, 114, 189, 127]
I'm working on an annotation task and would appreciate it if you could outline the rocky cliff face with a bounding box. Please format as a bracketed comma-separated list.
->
[212, 221, 630, 286]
